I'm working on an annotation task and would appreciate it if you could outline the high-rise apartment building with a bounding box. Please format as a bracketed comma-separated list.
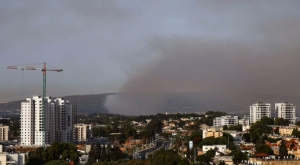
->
[250, 102, 271, 124]
[213, 115, 238, 127]
[275, 102, 296, 124]
[45, 98, 76, 144]
[20, 96, 76, 146]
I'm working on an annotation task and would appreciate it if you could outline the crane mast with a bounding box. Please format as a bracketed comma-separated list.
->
[1, 62, 62, 144]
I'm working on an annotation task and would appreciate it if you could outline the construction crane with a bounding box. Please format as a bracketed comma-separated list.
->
[0, 62, 62, 133]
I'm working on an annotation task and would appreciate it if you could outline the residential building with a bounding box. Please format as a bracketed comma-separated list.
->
[0, 145, 25, 165]
[202, 145, 227, 155]
[223, 130, 243, 146]
[213, 115, 238, 127]
[238, 115, 250, 125]
[74, 123, 92, 142]
[269, 125, 300, 135]
[45, 98, 76, 144]
[201, 124, 223, 139]
[250, 102, 271, 123]
[21, 96, 76, 146]
[275, 102, 296, 124]
[20, 96, 44, 146]
[0, 124, 9, 141]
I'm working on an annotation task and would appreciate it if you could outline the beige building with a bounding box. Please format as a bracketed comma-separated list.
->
[249, 158, 300, 165]
[269, 125, 300, 135]
[0, 125, 9, 141]
[74, 124, 91, 141]
[201, 124, 223, 139]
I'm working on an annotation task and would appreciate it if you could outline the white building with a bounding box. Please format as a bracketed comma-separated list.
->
[250, 102, 271, 124]
[223, 130, 243, 146]
[202, 145, 227, 155]
[238, 115, 250, 125]
[0, 145, 25, 165]
[21, 96, 76, 146]
[213, 116, 238, 127]
[20, 96, 44, 146]
[275, 102, 296, 124]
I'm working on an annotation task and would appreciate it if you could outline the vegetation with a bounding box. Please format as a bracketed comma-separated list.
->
[292, 128, 300, 138]
[274, 118, 290, 126]
[255, 144, 274, 155]
[149, 148, 190, 165]
[279, 140, 288, 159]
[223, 124, 242, 131]
[26, 142, 79, 164]
[87, 144, 123, 165]
[231, 150, 248, 164]
[249, 117, 274, 143]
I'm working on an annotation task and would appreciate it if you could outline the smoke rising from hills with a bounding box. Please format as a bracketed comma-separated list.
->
[105, 24, 300, 115]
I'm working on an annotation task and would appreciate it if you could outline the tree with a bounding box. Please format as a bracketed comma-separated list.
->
[43, 160, 68, 165]
[26, 156, 43, 165]
[150, 148, 190, 165]
[219, 161, 226, 165]
[223, 125, 228, 130]
[255, 144, 274, 155]
[232, 150, 248, 164]
[274, 127, 280, 134]
[243, 133, 251, 142]
[205, 149, 216, 159]
[260, 116, 274, 126]
[279, 140, 288, 159]
[275, 118, 290, 126]
[190, 132, 202, 147]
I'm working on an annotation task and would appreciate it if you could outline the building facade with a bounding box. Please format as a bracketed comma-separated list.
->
[238, 115, 250, 125]
[0, 125, 9, 141]
[21, 96, 76, 146]
[74, 123, 91, 142]
[275, 102, 296, 124]
[250, 102, 271, 123]
[213, 115, 238, 127]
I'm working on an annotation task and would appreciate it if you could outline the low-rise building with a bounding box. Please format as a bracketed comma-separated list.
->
[0, 145, 25, 165]
[202, 127, 223, 139]
[213, 115, 238, 127]
[0, 124, 9, 141]
[223, 130, 243, 146]
[213, 155, 233, 165]
[74, 123, 92, 142]
[248, 157, 300, 165]
[239, 115, 250, 125]
[202, 145, 227, 155]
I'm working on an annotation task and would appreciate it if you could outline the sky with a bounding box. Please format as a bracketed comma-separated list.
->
[1, 1, 300, 114]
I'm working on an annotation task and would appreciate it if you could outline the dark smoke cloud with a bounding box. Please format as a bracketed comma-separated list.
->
[105, 19, 300, 115]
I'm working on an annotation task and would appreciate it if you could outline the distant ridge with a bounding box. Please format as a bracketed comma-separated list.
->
[1, 93, 300, 116]
[0, 93, 113, 115]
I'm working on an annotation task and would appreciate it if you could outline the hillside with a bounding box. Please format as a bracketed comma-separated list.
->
[1, 93, 300, 116]
[0, 93, 112, 116]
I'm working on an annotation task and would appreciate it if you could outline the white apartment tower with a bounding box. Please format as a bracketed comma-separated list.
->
[21, 96, 45, 146]
[45, 98, 76, 144]
[275, 102, 296, 124]
[213, 116, 239, 127]
[250, 102, 271, 124]
[21, 96, 76, 146]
